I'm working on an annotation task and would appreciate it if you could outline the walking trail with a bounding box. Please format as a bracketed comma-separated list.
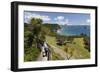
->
[37, 44, 70, 61]
[37, 52, 48, 61]
[50, 45, 68, 60]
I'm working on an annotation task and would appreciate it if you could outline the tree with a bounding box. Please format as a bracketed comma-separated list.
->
[84, 37, 90, 52]
[64, 45, 74, 60]
[30, 18, 43, 26]
[24, 18, 43, 48]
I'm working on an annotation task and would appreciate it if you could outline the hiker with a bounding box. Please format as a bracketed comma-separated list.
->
[44, 42, 51, 60]
[38, 40, 51, 60]
[44, 42, 49, 56]
[41, 45, 46, 57]
[39, 41, 45, 57]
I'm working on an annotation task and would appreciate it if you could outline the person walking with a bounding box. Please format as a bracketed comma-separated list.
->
[44, 42, 51, 60]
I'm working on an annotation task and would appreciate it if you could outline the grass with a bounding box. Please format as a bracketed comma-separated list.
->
[46, 35, 90, 60]
[52, 52, 64, 60]
[46, 36, 56, 45]
[24, 47, 41, 62]
[64, 38, 90, 59]
[72, 38, 90, 59]
[46, 35, 65, 49]
[24, 35, 90, 61]
[49, 47, 64, 60]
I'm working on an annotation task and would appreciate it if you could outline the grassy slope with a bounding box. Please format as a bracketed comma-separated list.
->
[46, 36, 65, 49]
[46, 36, 90, 60]
[46, 36, 65, 60]
[69, 38, 90, 59]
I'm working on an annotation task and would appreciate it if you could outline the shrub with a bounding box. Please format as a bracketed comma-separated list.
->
[24, 47, 41, 62]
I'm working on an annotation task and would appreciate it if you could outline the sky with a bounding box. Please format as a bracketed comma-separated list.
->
[24, 11, 90, 25]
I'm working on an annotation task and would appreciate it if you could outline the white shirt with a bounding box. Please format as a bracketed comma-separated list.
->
[44, 42, 48, 49]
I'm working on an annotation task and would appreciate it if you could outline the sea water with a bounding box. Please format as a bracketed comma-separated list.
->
[57, 25, 90, 36]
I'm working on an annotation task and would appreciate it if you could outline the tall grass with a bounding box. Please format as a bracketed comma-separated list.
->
[24, 47, 41, 62]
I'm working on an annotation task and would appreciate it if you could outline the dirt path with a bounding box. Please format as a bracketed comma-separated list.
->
[50, 45, 68, 60]
[37, 44, 73, 61]
[37, 52, 48, 61]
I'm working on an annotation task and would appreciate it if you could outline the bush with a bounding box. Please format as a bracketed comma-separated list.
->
[24, 47, 41, 62]
[83, 37, 90, 52]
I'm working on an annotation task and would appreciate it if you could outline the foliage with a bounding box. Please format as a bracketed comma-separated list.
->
[24, 17, 61, 61]
[24, 17, 90, 61]
[64, 45, 74, 60]
[83, 37, 90, 52]
[52, 52, 64, 60]
[24, 47, 41, 61]
[43, 23, 61, 32]
[24, 18, 43, 61]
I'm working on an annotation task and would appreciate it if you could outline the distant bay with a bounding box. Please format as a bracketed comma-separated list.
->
[57, 25, 90, 36]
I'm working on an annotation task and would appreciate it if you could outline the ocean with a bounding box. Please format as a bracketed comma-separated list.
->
[57, 25, 90, 36]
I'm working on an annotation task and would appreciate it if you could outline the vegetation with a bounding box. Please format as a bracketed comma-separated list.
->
[24, 47, 41, 61]
[24, 17, 61, 61]
[43, 23, 61, 33]
[24, 17, 90, 61]
[52, 52, 64, 60]
[83, 37, 90, 52]
[24, 18, 45, 61]
[64, 38, 90, 59]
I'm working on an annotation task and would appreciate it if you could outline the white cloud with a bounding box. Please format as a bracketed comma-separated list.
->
[54, 15, 70, 25]
[54, 16, 64, 21]
[86, 19, 90, 23]
[73, 19, 90, 25]
[79, 24, 87, 25]
[66, 19, 90, 25]
[40, 16, 51, 21]
[55, 17, 69, 25]
[24, 12, 51, 23]
[77, 19, 90, 25]
[65, 19, 69, 24]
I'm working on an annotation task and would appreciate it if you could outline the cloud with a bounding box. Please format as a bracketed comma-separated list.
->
[55, 17, 69, 25]
[54, 16, 71, 25]
[54, 16, 64, 21]
[78, 19, 90, 25]
[65, 19, 69, 24]
[75, 19, 90, 25]
[86, 19, 90, 23]
[67, 19, 90, 25]
[24, 12, 51, 23]
[40, 16, 51, 21]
